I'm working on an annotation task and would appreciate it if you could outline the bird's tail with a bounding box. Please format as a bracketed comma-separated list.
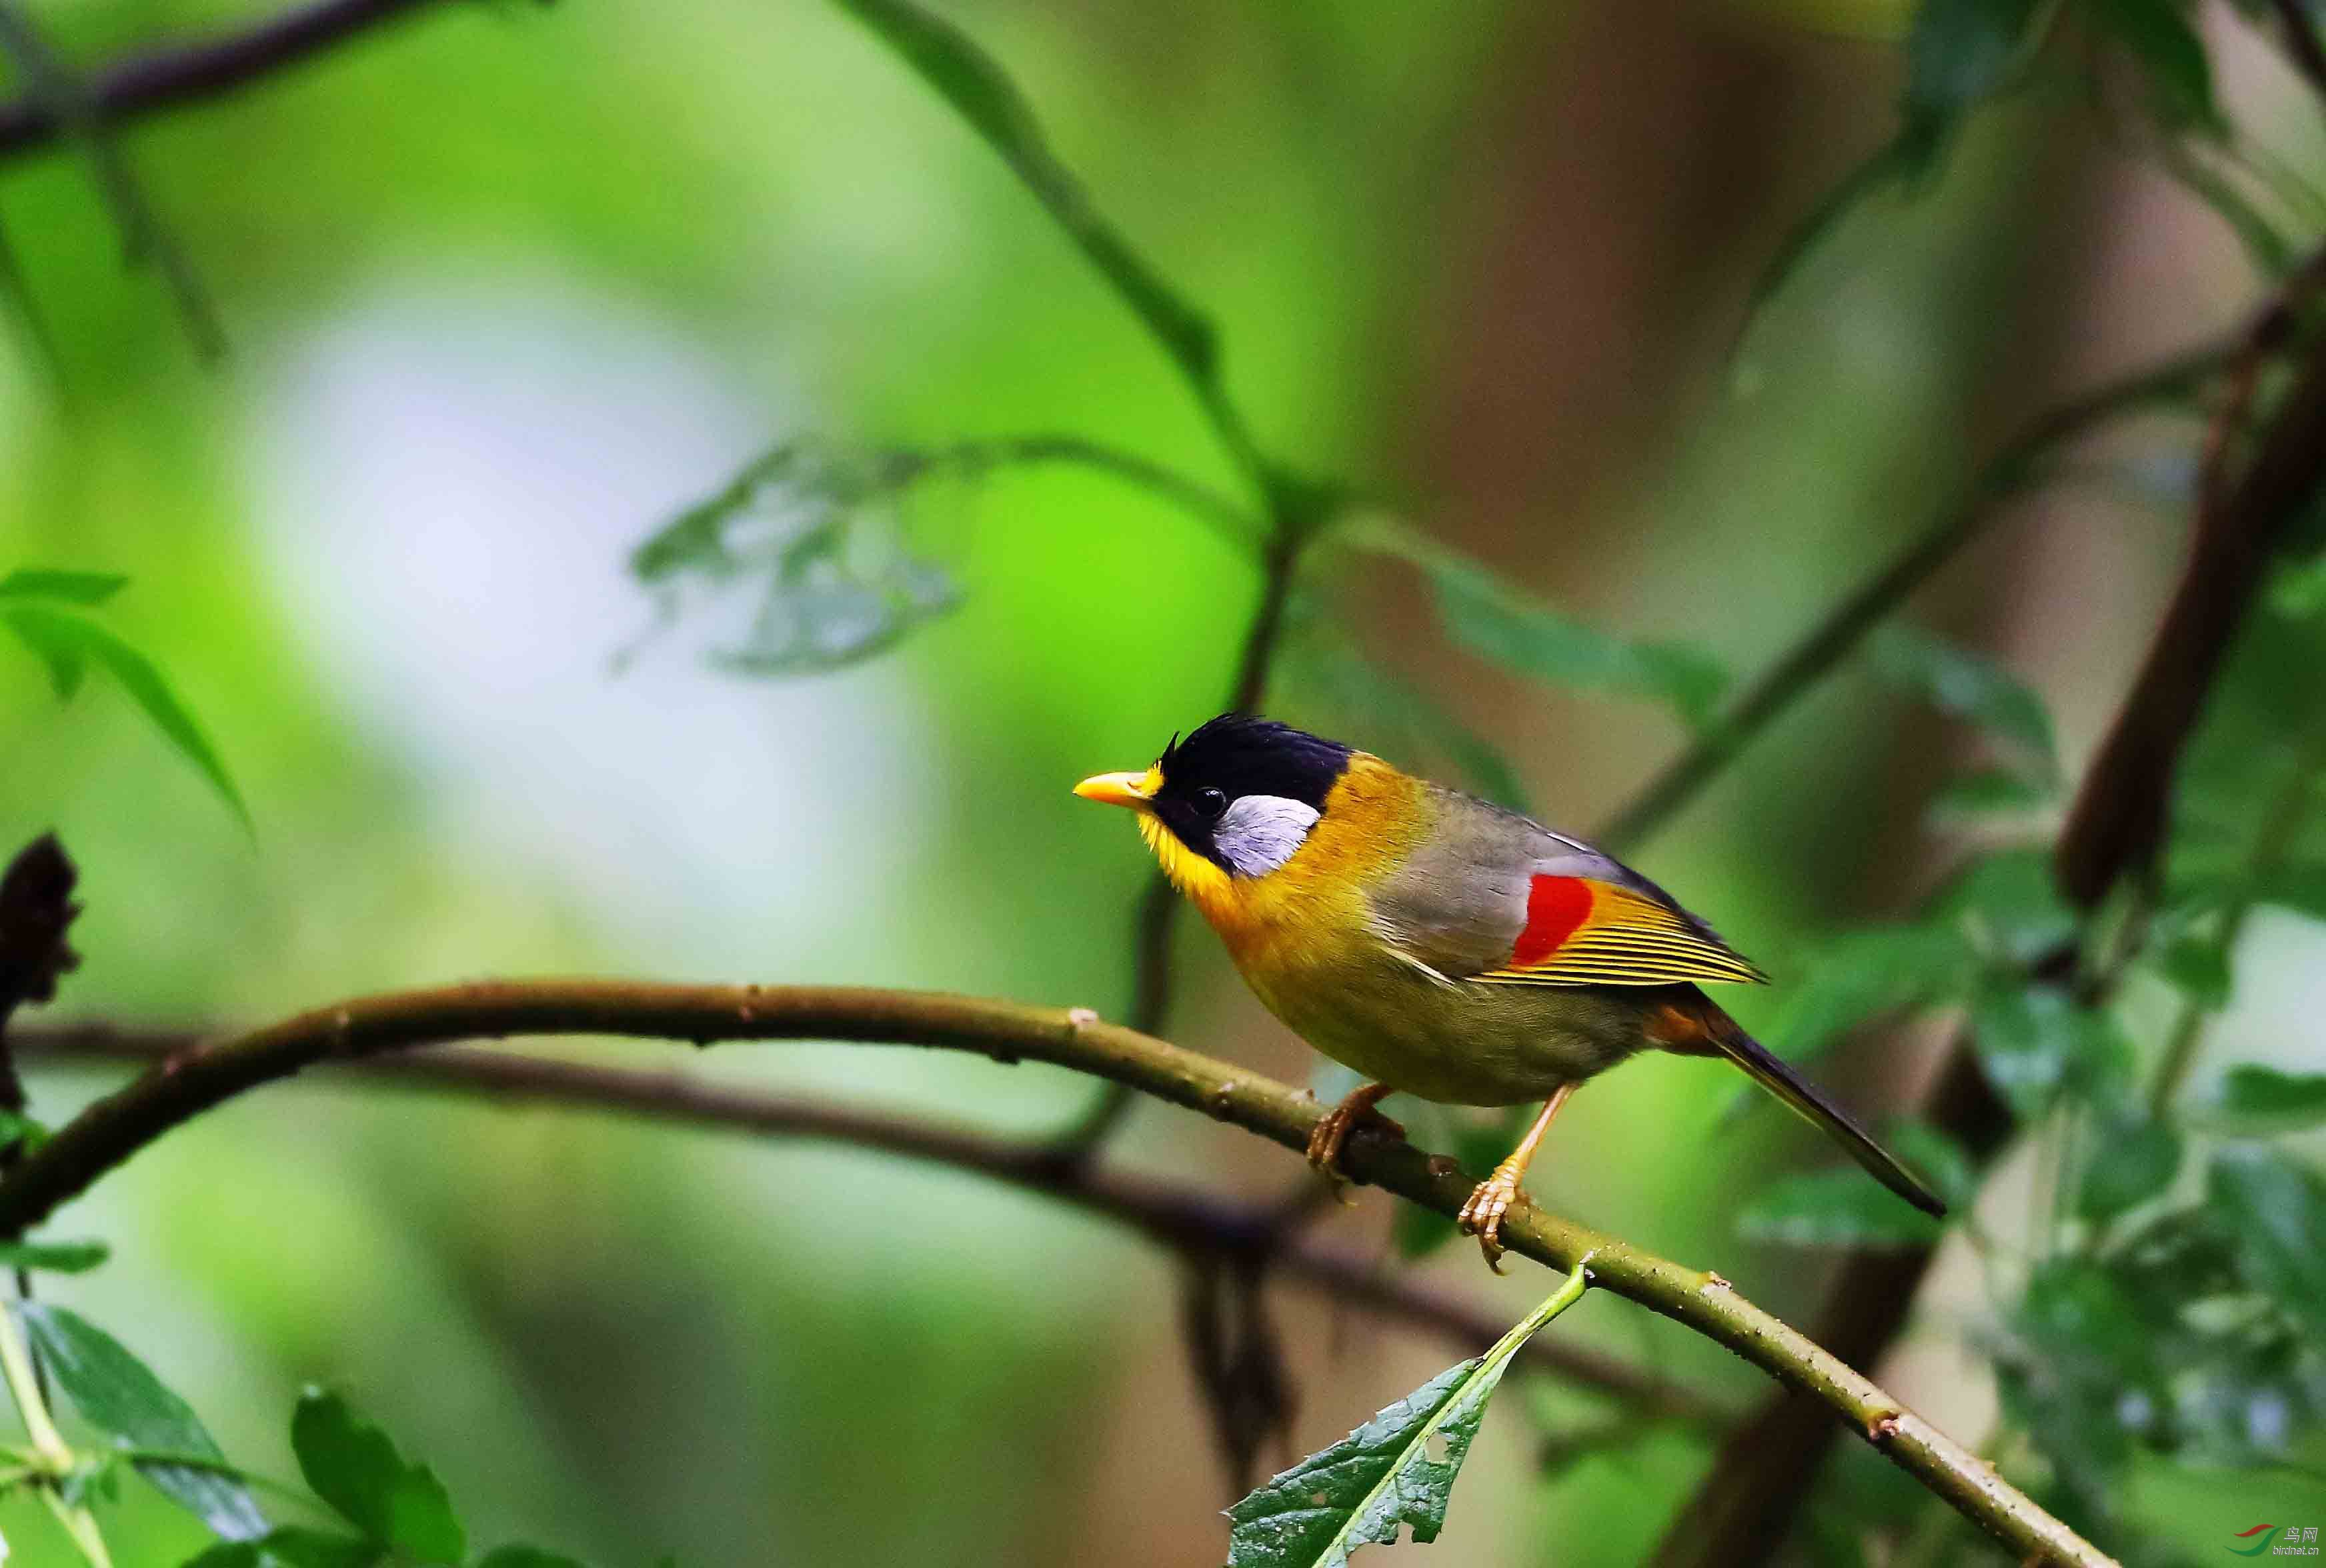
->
[1682, 1005, 1947, 1218]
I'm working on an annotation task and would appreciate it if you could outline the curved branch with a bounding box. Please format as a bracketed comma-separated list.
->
[1594, 337, 2233, 852]
[1, 981, 2108, 1566]
[14, 1023, 1717, 1427]
[0, 0, 445, 161]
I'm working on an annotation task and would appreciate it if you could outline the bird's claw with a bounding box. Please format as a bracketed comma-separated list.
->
[1306, 1093, 1405, 1200]
[1457, 1167, 1528, 1273]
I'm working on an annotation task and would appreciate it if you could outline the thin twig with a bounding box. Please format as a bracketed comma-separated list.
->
[0, 981, 2112, 1566]
[0, 0, 447, 161]
[13, 1021, 1722, 1427]
[1594, 338, 2233, 853]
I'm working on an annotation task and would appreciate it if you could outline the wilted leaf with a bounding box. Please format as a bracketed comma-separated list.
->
[16, 1303, 267, 1541]
[0, 569, 128, 605]
[832, 0, 1218, 392]
[1225, 1265, 1590, 1567]
[1737, 1168, 1945, 1249]
[1870, 624, 2057, 780]
[0, 1237, 107, 1273]
[2209, 1147, 2326, 1339]
[1, 603, 250, 829]
[2213, 1064, 2326, 1129]
[291, 1389, 465, 1563]
[2077, 1112, 2182, 1221]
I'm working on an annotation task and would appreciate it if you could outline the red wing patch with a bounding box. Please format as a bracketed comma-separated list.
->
[1479, 874, 1769, 989]
[1511, 876, 1594, 967]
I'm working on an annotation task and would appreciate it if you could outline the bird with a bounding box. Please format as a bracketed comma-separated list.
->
[1075, 713, 1943, 1268]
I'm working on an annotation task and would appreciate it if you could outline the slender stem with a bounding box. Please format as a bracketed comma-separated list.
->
[0, 1306, 63, 1467]
[1594, 339, 2231, 852]
[0, 980, 2110, 1565]
[0, 0, 447, 161]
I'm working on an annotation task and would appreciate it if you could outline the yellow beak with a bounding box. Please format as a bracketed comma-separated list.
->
[1074, 770, 1154, 811]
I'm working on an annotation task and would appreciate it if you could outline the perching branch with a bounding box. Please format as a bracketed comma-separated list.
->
[0, 0, 447, 162]
[1594, 337, 2232, 852]
[0, 981, 2109, 1566]
[13, 1021, 1719, 1429]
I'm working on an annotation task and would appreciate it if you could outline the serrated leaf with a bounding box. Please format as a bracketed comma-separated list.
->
[1225, 1264, 1590, 1567]
[2213, 1064, 2326, 1129]
[0, 569, 128, 605]
[475, 1546, 590, 1567]
[2077, 1113, 2182, 1221]
[291, 1389, 465, 1563]
[182, 1528, 381, 1568]
[832, 0, 1217, 393]
[0, 1237, 107, 1273]
[15, 1303, 268, 1541]
[1871, 624, 2057, 779]
[0, 603, 250, 829]
[2209, 1147, 2326, 1339]
[1737, 1168, 1945, 1249]
[2095, 0, 2221, 131]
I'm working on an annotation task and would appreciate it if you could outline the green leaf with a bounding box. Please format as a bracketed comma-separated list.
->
[1337, 519, 1728, 731]
[0, 569, 129, 605]
[2213, 1063, 2326, 1129]
[2209, 1147, 2326, 1338]
[1225, 1264, 1590, 1567]
[1971, 982, 2127, 1115]
[0, 1108, 50, 1157]
[1881, 1119, 1981, 1209]
[1736, 1168, 1944, 1249]
[1870, 624, 2057, 779]
[1771, 923, 1973, 1062]
[475, 1547, 590, 1568]
[0, 1237, 107, 1273]
[2076, 1112, 2182, 1221]
[182, 1528, 381, 1568]
[15, 1303, 268, 1541]
[0, 603, 250, 829]
[1282, 621, 1532, 814]
[2159, 935, 2231, 1007]
[1932, 847, 2077, 963]
[831, 0, 1218, 395]
[291, 1389, 465, 1563]
[2095, 0, 2221, 131]
[1925, 766, 2053, 825]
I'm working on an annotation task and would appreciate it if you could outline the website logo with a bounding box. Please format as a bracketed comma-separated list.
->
[2235, 1526, 2322, 1558]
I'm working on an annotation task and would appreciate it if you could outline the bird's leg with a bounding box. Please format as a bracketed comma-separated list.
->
[1458, 1083, 1576, 1272]
[1305, 1081, 1404, 1187]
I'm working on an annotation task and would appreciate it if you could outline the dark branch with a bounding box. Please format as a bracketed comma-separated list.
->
[15, 1020, 1719, 1426]
[0, 0, 446, 161]
[0, 835, 80, 1115]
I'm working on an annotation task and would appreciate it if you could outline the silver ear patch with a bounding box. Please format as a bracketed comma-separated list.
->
[1213, 793, 1321, 877]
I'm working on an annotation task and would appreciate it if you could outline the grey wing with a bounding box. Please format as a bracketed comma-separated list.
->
[1362, 790, 1614, 981]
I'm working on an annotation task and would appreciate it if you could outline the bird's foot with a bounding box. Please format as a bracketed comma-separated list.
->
[1456, 1164, 1530, 1273]
[1306, 1083, 1404, 1200]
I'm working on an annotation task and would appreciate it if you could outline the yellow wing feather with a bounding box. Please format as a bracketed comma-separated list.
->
[1474, 881, 1770, 988]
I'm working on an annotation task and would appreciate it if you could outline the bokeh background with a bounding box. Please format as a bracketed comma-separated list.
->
[1, 0, 2321, 1563]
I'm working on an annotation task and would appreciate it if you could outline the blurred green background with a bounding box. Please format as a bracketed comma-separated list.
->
[1, 0, 2321, 1563]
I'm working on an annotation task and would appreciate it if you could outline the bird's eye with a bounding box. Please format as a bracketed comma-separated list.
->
[1194, 787, 1228, 818]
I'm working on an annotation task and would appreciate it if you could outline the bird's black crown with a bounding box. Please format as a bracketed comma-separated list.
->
[1148, 716, 1352, 865]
